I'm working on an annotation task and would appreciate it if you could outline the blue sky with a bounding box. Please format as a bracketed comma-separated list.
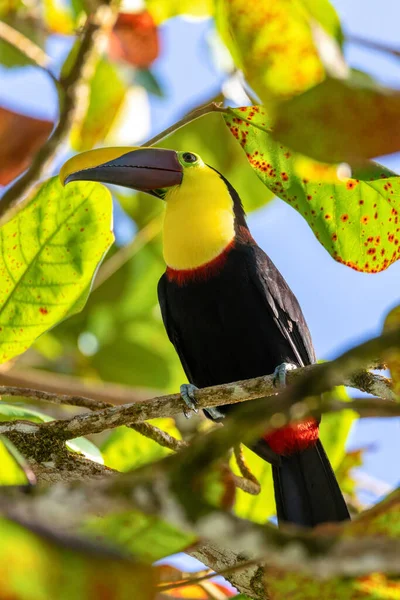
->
[0, 1, 399, 496]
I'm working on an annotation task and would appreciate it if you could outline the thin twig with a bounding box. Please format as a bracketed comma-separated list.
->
[233, 445, 261, 495]
[346, 33, 400, 58]
[142, 102, 227, 148]
[0, 2, 118, 219]
[0, 20, 52, 69]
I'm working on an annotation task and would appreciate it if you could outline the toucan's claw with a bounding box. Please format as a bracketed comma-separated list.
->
[204, 407, 225, 421]
[180, 383, 199, 419]
[273, 362, 297, 388]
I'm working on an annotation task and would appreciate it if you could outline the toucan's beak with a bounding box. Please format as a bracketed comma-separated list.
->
[60, 147, 183, 197]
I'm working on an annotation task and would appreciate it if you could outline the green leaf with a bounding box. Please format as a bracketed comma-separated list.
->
[145, 0, 213, 23]
[383, 304, 400, 398]
[319, 386, 355, 470]
[230, 446, 275, 523]
[217, 0, 343, 103]
[274, 77, 400, 163]
[0, 435, 33, 486]
[0, 402, 104, 463]
[102, 418, 182, 471]
[225, 106, 400, 273]
[71, 59, 127, 151]
[0, 176, 113, 363]
[0, 15, 46, 68]
[0, 516, 154, 599]
[83, 510, 196, 563]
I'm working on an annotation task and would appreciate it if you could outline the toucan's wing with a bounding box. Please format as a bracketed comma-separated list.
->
[251, 245, 316, 367]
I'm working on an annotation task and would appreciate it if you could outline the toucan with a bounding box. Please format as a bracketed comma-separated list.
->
[61, 147, 350, 527]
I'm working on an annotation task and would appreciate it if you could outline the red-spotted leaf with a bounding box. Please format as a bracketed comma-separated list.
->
[217, 0, 344, 103]
[225, 106, 400, 273]
[274, 76, 400, 163]
[109, 11, 159, 68]
[0, 106, 53, 185]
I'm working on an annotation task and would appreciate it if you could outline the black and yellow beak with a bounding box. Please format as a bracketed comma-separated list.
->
[60, 147, 183, 198]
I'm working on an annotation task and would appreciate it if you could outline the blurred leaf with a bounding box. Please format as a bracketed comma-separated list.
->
[217, 0, 343, 103]
[383, 304, 400, 397]
[71, 58, 127, 151]
[158, 111, 273, 212]
[0, 516, 154, 599]
[225, 106, 400, 273]
[319, 386, 355, 469]
[274, 77, 400, 163]
[84, 510, 196, 563]
[0, 106, 53, 185]
[0, 435, 35, 485]
[336, 448, 364, 504]
[230, 446, 275, 523]
[264, 568, 400, 600]
[0, 176, 113, 363]
[134, 68, 164, 97]
[146, 0, 213, 23]
[0, 14, 46, 68]
[43, 0, 74, 34]
[0, 402, 103, 463]
[109, 11, 159, 68]
[102, 418, 182, 471]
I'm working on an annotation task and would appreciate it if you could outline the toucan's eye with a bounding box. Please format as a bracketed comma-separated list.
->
[182, 152, 197, 164]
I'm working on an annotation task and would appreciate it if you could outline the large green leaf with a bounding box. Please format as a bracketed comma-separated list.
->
[0, 516, 154, 599]
[102, 418, 182, 471]
[217, 0, 343, 103]
[71, 58, 127, 152]
[274, 77, 400, 162]
[319, 386, 355, 470]
[0, 176, 113, 363]
[0, 402, 103, 463]
[225, 106, 400, 273]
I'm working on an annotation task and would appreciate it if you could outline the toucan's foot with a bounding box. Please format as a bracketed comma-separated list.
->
[204, 406, 225, 421]
[273, 362, 297, 388]
[180, 383, 199, 419]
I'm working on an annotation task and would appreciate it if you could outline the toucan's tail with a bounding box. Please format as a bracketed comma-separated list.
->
[270, 440, 350, 527]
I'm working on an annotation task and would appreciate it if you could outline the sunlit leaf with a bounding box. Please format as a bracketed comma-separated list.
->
[145, 0, 213, 23]
[71, 58, 127, 151]
[217, 0, 343, 103]
[0, 106, 53, 185]
[383, 304, 400, 397]
[225, 106, 400, 273]
[84, 510, 196, 563]
[0, 435, 35, 486]
[43, 0, 74, 34]
[232, 446, 275, 523]
[0, 516, 154, 599]
[0, 176, 113, 363]
[274, 77, 400, 163]
[109, 11, 159, 68]
[102, 418, 182, 471]
[319, 386, 355, 470]
[0, 402, 104, 463]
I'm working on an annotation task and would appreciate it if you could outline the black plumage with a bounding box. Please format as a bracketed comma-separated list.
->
[158, 172, 350, 527]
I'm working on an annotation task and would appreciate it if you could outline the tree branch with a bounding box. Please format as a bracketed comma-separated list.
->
[142, 102, 227, 148]
[0, 1, 118, 218]
[0, 20, 52, 70]
[346, 33, 400, 58]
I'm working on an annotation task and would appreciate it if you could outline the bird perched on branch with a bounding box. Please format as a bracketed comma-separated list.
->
[61, 147, 350, 527]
